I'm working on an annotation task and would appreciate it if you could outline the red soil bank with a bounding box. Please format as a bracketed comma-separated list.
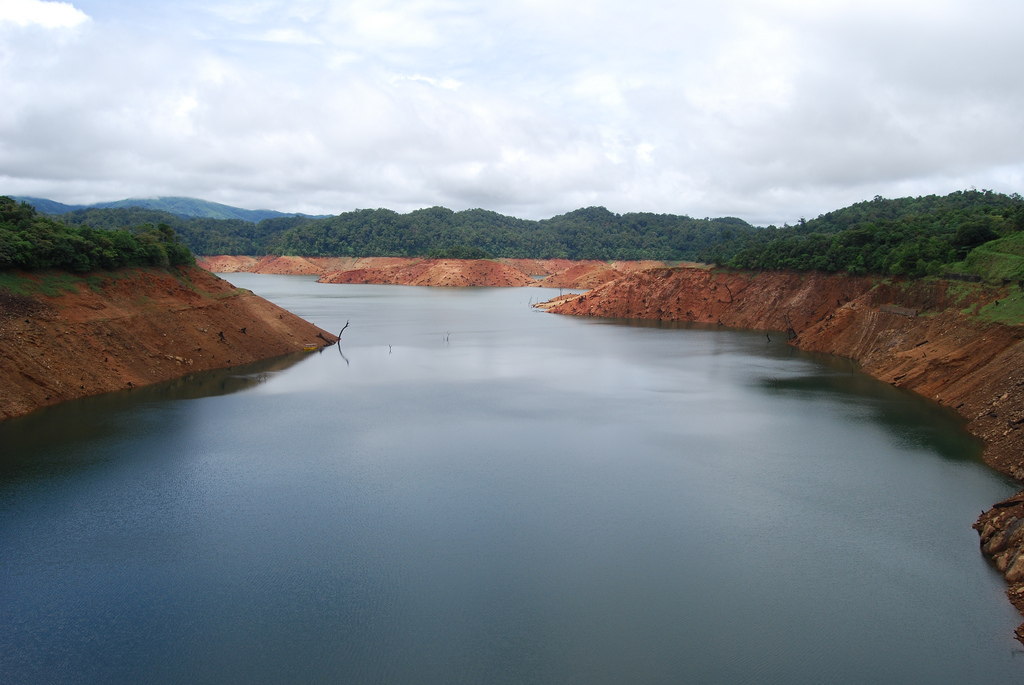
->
[195, 255, 675, 288]
[0, 266, 336, 420]
[318, 258, 537, 287]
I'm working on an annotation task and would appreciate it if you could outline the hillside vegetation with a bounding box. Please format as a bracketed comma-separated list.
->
[726, 190, 1024, 278]
[0, 197, 193, 271]
[19, 190, 1024, 286]
[15, 195, 298, 222]
[53, 204, 751, 262]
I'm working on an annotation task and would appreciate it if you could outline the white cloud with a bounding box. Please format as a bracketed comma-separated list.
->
[259, 28, 322, 45]
[0, 0, 87, 28]
[1, 0, 1023, 224]
[395, 74, 462, 90]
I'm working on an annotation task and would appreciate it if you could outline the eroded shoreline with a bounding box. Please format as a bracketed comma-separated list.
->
[196, 254, 677, 289]
[538, 266, 1024, 640]
[0, 266, 337, 420]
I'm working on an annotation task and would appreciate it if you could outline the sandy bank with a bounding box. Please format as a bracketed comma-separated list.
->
[539, 266, 1024, 640]
[0, 266, 336, 420]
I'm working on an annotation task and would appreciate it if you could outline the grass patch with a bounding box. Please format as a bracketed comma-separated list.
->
[959, 232, 1024, 283]
[977, 288, 1024, 326]
[0, 271, 85, 297]
[85, 275, 107, 294]
[0, 272, 34, 296]
[944, 281, 984, 309]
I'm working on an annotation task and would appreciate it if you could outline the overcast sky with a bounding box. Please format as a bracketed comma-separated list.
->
[1, 0, 1023, 224]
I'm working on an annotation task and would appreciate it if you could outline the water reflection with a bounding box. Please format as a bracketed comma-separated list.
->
[586, 315, 986, 464]
[757, 365, 985, 463]
[0, 351, 314, 484]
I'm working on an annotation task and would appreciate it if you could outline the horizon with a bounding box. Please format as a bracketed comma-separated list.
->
[16, 188, 999, 228]
[2, 1, 1023, 226]
[14, 188, 1019, 230]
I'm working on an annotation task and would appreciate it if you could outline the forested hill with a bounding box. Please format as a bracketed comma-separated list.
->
[16, 196, 298, 223]
[54, 204, 755, 262]
[266, 206, 753, 261]
[23, 189, 1024, 277]
[0, 197, 194, 271]
[724, 190, 1024, 278]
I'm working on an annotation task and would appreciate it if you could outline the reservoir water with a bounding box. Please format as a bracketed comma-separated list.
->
[1, 274, 1022, 683]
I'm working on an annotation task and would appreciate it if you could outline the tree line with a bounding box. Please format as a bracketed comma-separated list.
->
[17, 189, 1024, 279]
[57, 204, 755, 262]
[723, 190, 1024, 277]
[0, 196, 194, 272]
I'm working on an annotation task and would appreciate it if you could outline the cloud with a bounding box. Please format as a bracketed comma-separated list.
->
[393, 74, 462, 90]
[0, 0, 87, 28]
[1, 0, 1023, 224]
[258, 28, 322, 45]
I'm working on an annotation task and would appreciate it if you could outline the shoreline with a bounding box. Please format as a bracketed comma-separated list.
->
[0, 266, 337, 421]
[195, 254, 680, 289]
[538, 265, 1024, 641]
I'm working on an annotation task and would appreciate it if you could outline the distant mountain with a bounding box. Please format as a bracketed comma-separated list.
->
[14, 197, 87, 214]
[14, 196, 309, 222]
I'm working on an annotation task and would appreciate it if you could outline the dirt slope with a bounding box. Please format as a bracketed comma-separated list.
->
[196, 254, 675, 288]
[541, 266, 1024, 640]
[196, 255, 417, 275]
[496, 259, 576, 276]
[0, 266, 336, 420]
[317, 259, 537, 287]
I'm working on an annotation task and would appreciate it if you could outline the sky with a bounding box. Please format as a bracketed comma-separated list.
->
[1, 0, 1023, 225]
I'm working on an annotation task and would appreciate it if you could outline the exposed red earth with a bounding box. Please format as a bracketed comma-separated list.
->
[318, 258, 537, 287]
[0, 266, 336, 420]
[194, 255, 674, 289]
[538, 265, 1024, 641]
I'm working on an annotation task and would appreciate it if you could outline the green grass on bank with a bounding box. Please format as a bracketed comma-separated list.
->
[976, 288, 1024, 325]
[0, 271, 92, 297]
[0, 266, 209, 301]
[959, 231, 1024, 283]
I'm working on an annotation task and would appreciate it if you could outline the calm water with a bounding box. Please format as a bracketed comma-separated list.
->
[1, 274, 1022, 683]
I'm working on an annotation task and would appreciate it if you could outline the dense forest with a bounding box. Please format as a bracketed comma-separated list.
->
[56, 205, 752, 262]
[13, 195, 300, 222]
[18, 189, 1024, 280]
[0, 197, 194, 272]
[725, 190, 1024, 278]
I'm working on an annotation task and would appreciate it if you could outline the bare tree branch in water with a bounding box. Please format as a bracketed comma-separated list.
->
[339, 320, 350, 340]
